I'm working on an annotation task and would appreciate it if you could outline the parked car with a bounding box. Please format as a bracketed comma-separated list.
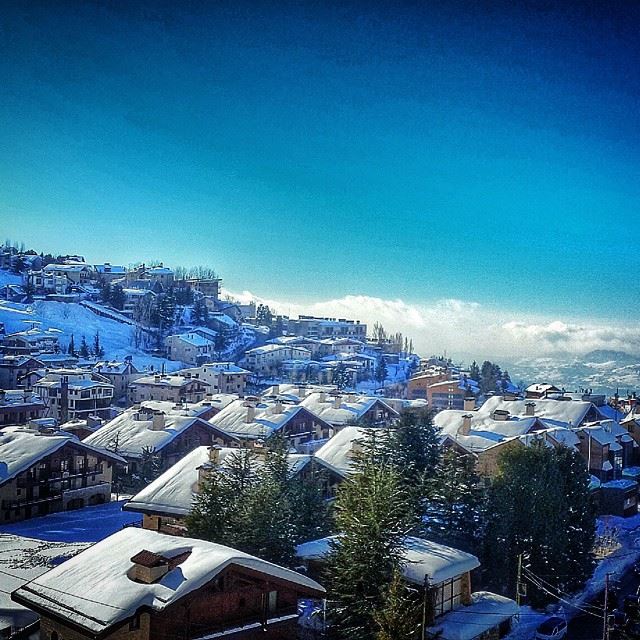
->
[535, 616, 568, 640]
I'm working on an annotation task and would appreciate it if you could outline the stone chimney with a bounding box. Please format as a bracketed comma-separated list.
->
[525, 401, 536, 417]
[460, 414, 473, 436]
[463, 396, 475, 412]
[243, 401, 256, 423]
[491, 409, 510, 422]
[209, 444, 222, 463]
[150, 411, 165, 431]
[272, 384, 280, 396]
[319, 391, 327, 403]
[130, 551, 169, 584]
[274, 400, 284, 414]
[297, 385, 307, 399]
[333, 395, 342, 409]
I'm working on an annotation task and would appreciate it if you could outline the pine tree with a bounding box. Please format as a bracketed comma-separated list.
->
[375, 356, 388, 385]
[93, 331, 104, 358]
[192, 296, 209, 325]
[79, 335, 90, 358]
[326, 431, 419, 640]
[469, 361, 480, 382]
[138, 446, 162, 487]
[110, 284, 125, 310]
[67, 333, 76, 356]
[374, 570, 421, 640]
[484, 441, 594, 607]
[333, 363, 351, 390]
[423, 448, 486, 550]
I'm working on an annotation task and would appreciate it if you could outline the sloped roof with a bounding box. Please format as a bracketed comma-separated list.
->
[14, 529, 323, 634]
[0, 427, 125, 486]
[300, 392, 397, 426]
[296, 535, 479, 586]
[83, 406, 218, 458]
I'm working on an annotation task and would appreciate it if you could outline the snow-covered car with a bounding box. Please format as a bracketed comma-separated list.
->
[535, 616, 568, 640]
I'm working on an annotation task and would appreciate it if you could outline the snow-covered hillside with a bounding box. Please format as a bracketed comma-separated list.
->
[0, 299, 180, 372]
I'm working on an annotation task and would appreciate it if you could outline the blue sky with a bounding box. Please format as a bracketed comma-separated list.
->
[1, 0, 639, 325]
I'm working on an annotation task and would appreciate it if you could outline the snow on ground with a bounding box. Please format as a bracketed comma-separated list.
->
[0, 500, 141, 543]
[0, 299, 181, 372]
[0, 533, 90, 631]
[0, 270, 22, 287]
[507, 514, 640, 640]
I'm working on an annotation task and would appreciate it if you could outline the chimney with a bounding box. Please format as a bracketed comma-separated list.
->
[319, 391, 327, 403]
[460, 414, 473, 436]
[297, 385, 307, 399]
[492, 409, 510, 422]
[151, 411, 165, 431]
[333, 395, 342, 409]
[244, 402, 256, 423]
[87, 415, 103, 428]
[463, 396, 475, 412]
[274, 400, 284, 414]
[525, 401, 536, 417]
[272, 384, 280, 396]
[209, 445, 222, 464]
[130, 551, 169, 584]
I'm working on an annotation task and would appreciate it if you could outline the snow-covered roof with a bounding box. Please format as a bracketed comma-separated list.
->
[300, 392, 397, 427]
[94, 264, 126, 274]
[210, 399, 327, 439]
[94, 360, 137, 375]
[246, 343, 312, 356]
[125, 446, 342, 517]
[0, 427, 124, 485]
[427, 591, 518, 640]
[314, 426, 370, 475]
[179, 363, 250, 376]
[131, 374, 210, 389]
[83, 405, 219, 458]
[14, 528, 323, 635]
[296, 535, 479, 586]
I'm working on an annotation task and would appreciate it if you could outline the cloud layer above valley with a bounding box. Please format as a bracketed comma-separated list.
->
[224, 289, 638, 360]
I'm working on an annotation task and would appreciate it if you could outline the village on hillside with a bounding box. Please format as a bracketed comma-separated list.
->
[1, 242, 640, 640]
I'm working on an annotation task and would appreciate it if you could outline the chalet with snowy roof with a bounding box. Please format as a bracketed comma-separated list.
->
[124, 445, 345, 534]
[575, 420, 637, 482]
[129, 373, 210, 404]
[267, 335, 323, 356]
[525, 383, 563, 399]
[165, 332, 216, 365]
[83, 402, 239, 474]
[0, 389, 46, 426]
[261, 383, 336, 404]
[34, 369, 114, 421]
[210, 398, 334, 448]
[599, 479, 639, 517]
[313, 426, 370, 475]
[317, 337, 365, 356]
[243, 344, 312, 376]
[121, 287, 157, 318]
[12, 528, 325, 640]
[1, 327, 60, 355]
[296, 535, 516, 636]
[93, 263, 126, 282]
[427, 378, 479, 411]
[93, 359, 142, 402]
[124, 264, 175, 292]
[177, 362, 250, 395]
[0, 426, 124, 523]
[58, 415, 104, 439]
[0, 355, 43, 389]
[299, 390, 398, 428]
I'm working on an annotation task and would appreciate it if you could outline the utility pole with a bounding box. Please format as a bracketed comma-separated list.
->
[603, 572, 611, 640]
[515, 553, 523, 622]
[422, 574, 430, 640]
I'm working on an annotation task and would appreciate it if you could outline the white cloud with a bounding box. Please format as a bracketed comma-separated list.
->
[223, 288, 639, 359]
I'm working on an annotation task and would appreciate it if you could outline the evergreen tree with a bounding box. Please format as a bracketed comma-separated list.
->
[192, 296, 209, 325]
[255, 304, 273, 326]
[67, 334, 76, 356]
[375, 356, 388, 385]
[79, 335, 90, 358]
[93, 332, 104, 358]
[469, 361, 480, 382]
[374, 570, 421, 640]
[110, 284, 125, 310]
[138, 446, 162, 487]
[326, 431, 419, 640]
[333, 363, 352, 390]
[484, 441, 595, 606]
[423, 449, 486, 550]
[99, 281, 112, 304]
